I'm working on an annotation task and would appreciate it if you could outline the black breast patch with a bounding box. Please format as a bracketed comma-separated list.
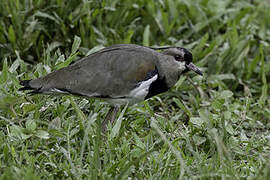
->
[144, 69, 169, 99]
[144, 68, 158, 81]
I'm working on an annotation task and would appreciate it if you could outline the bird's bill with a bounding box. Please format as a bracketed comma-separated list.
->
[186, 63, 203, 76]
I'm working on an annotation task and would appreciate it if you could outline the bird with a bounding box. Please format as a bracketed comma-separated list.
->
[19, 44, 203, 130]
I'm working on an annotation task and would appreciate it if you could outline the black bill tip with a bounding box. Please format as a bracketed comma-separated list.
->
[186, 63, 203, 76]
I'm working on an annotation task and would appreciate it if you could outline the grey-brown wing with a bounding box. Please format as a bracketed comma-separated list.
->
[29, 45, 159, 98]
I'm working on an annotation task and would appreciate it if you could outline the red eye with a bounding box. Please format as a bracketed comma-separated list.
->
[175, 55, 182, 61]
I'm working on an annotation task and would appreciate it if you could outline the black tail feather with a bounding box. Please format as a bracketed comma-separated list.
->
[20, 80, 31, 86]
[27, 87, 42, 94]
[19, 80, 34, 91]
[19, 80, 41, 94]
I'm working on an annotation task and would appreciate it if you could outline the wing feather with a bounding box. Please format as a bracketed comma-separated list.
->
[27, 45, 160, 99]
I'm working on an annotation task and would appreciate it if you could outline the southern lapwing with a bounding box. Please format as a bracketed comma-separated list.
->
[19, 44, 203, 130]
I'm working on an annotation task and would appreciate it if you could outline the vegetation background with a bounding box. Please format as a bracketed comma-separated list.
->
[0, 0, 270, 179]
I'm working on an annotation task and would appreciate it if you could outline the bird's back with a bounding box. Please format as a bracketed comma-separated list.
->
[27, 44, 163, 104]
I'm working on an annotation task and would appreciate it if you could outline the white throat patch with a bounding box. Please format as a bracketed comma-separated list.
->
[176, 61, 186, 72]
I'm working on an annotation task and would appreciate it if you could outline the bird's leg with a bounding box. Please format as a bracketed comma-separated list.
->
[110, 105, 120, 124]
[102, 106, 120, 132]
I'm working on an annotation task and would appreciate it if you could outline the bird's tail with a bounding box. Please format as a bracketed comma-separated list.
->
[19, 80, 41, 94]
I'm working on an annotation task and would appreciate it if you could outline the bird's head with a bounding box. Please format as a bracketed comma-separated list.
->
[161, 47, 203, 76]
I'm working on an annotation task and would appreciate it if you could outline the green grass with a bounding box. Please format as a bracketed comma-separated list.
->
[1, 0, 270, 179]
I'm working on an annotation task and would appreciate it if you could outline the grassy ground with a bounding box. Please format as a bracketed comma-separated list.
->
[0, 0, 270, 179]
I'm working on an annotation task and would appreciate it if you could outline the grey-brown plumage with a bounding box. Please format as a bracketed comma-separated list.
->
[19, 44, 202, 130]
[19, 44, 202, 104]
